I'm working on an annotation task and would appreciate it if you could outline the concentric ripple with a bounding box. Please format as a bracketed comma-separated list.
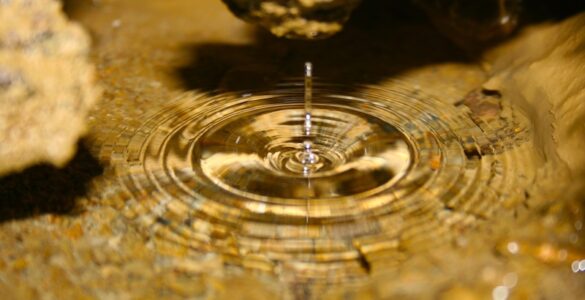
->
[197, 106, 411, 200]
[106, 81, 536, 282]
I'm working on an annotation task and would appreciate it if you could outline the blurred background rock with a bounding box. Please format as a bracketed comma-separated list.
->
[0, 0, 99, 176]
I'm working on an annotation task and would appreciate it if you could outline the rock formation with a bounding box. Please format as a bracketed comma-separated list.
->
[0, 0, 99, 176]
[222, 0, 363, 39]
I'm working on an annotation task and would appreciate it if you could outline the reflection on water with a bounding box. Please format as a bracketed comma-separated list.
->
[198, 106, 411, 199]
[105, 80, 538, 284]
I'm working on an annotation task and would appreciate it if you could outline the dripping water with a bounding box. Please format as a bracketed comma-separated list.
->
[302, 62, 316, 176]
[304, 62, 312, 137]
[304, 62, 313, 223]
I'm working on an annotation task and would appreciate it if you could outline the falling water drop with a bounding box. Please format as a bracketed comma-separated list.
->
[302, 62, 316, 178]
[304, 62, 314, 223]
[304, 62, 313, 137]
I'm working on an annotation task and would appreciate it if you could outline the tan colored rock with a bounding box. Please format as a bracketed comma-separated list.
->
[0, 0, 98, 176]
[483, 12, 585, 184]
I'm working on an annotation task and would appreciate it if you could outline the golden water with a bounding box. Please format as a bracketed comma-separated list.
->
[106, 76, 534, 282]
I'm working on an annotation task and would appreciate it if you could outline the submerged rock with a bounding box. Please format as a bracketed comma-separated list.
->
[221, 0, 363, 39]
[0, 0, 99, 176]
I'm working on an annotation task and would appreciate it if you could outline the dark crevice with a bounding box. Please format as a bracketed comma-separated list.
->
[481, 88, 502, 98]
[357, 251, 372, 274]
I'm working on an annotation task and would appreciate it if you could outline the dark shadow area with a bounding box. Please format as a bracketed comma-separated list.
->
[0, 141, 103, 223]
[61, 0, 91, 19]
[177, 0, 473, 92]
[523, 0, 585, 22]
[176, 0, 585, 93]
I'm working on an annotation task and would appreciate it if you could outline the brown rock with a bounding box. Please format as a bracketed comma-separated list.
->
[221, 0, 362, 39]
[414, 0, 521, 43]
[0, 0, 99, 176]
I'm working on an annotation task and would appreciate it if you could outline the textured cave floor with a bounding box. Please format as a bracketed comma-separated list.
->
[0, 0, 583, 299]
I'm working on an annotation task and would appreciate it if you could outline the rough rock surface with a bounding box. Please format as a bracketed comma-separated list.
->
[221, 0, 363, 39]
[0, 0, 98, 176]
[483, 12, 585, 186]
[222, 0, 524, 42]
